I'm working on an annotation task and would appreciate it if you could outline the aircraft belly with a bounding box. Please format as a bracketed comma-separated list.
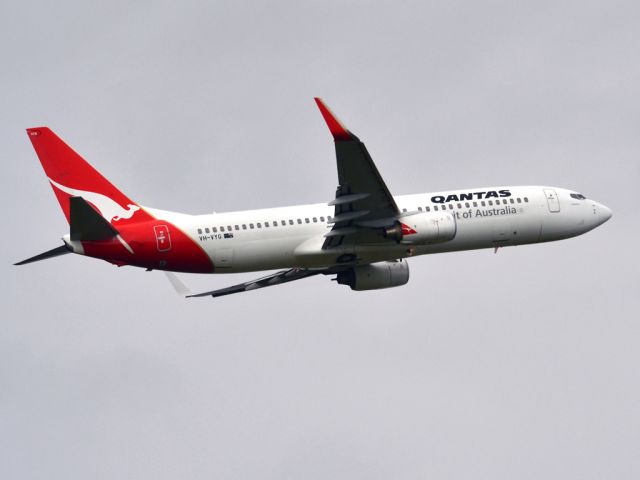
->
[216, 236, 302, 273]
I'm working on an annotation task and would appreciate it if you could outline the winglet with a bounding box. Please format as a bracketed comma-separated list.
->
[314, 98, 356, 141]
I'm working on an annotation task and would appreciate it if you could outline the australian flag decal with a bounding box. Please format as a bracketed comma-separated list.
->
[224, 233, 234, 239]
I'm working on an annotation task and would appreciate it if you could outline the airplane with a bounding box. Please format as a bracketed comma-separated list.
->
[15, 98, 612, 298]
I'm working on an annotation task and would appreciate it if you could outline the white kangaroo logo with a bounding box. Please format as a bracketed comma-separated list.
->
[49, 178, 140, 222]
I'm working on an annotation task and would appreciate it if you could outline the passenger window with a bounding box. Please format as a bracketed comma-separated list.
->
[281, 220, 286, 226]
[517, 198, 521, 203]
[297, 219, 302, 224]
[402, 208, 407, 213]
[220, 226, 225, 232]
[213, 227, 218, 233]
[481, 201, 486, 207]
[434, 205, 439, 211]
[227, 226, 232, 231]
[524, 197, 529, 203]
[328, 216, 333, 222]
[305, 218, 310, 223]
[418, 207, 423, 211]
[472, 202, 477, 207]
[426, 206, 431, 212]
[205, 227, 210, 233]
[289, 219, 294, 225]
[465, 202, 470, 208]
[235, 225, 239, 230]
[242, 224, 247, 230]
[488, 200, 493, 206]
[313, 217, 317, 222]
[320, 216, 325, 222]
[265, 222, 269, 227]
[503, 199, 508, 205]
[449, 204, 454, 210]
[457, 203, 462, 209]
[272, 221, 277, 227]
[250, 223, 254, 229]
[257, 223, 261, 228]
[197, 228, 202, 234]
[509, 198, 514, 204]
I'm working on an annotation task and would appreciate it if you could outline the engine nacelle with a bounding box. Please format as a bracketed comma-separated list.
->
[337, 260, 410, 291]
[384, 212, 456, 245]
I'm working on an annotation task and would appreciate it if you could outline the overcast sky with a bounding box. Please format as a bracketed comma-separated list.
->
[2, 1, 639, 479]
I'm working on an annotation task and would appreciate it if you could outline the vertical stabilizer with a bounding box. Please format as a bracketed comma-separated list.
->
[26, 127, 153, 225]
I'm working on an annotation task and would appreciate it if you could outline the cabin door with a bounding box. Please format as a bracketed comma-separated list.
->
[543, 188, 560, 212]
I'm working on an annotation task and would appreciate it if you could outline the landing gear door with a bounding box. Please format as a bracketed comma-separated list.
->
[543, 188, 560, 212]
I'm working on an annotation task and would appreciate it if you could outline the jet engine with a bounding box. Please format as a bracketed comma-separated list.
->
[337, 260, 410, 291]
[383, 211, 456, 245]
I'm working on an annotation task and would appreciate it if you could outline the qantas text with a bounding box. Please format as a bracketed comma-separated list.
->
[431, 189, 511, 203]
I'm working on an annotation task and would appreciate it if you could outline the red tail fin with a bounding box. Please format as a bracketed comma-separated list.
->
[26, 127, 152, 225]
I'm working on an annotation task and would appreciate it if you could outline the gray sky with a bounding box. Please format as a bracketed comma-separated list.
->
[2, 1, 639, 478]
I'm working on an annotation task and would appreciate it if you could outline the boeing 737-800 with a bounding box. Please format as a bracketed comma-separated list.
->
[15, 98, 612, 297]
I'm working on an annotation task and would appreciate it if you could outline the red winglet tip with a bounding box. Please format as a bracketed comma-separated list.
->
[314, 98, 353, 141]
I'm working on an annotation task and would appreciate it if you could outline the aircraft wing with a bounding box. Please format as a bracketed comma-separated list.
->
[315, 98, 400, 248]
[186, 268, 323, 298]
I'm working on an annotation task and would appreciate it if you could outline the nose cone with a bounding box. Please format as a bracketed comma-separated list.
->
[599, 203, 613, 224]
[590, 202, 612, 229]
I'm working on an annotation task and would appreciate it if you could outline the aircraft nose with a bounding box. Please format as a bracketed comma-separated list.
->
[596, 202, 613, 225]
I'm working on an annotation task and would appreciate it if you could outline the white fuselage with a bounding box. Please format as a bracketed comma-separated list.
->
[144, 185, 612, 274]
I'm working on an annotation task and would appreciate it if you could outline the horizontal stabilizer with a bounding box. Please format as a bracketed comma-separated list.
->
[14, 244, 70, 266]
[70, 196, 119, 241]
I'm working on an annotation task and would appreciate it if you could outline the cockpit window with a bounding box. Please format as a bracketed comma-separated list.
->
[570, 193, 587, 200]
